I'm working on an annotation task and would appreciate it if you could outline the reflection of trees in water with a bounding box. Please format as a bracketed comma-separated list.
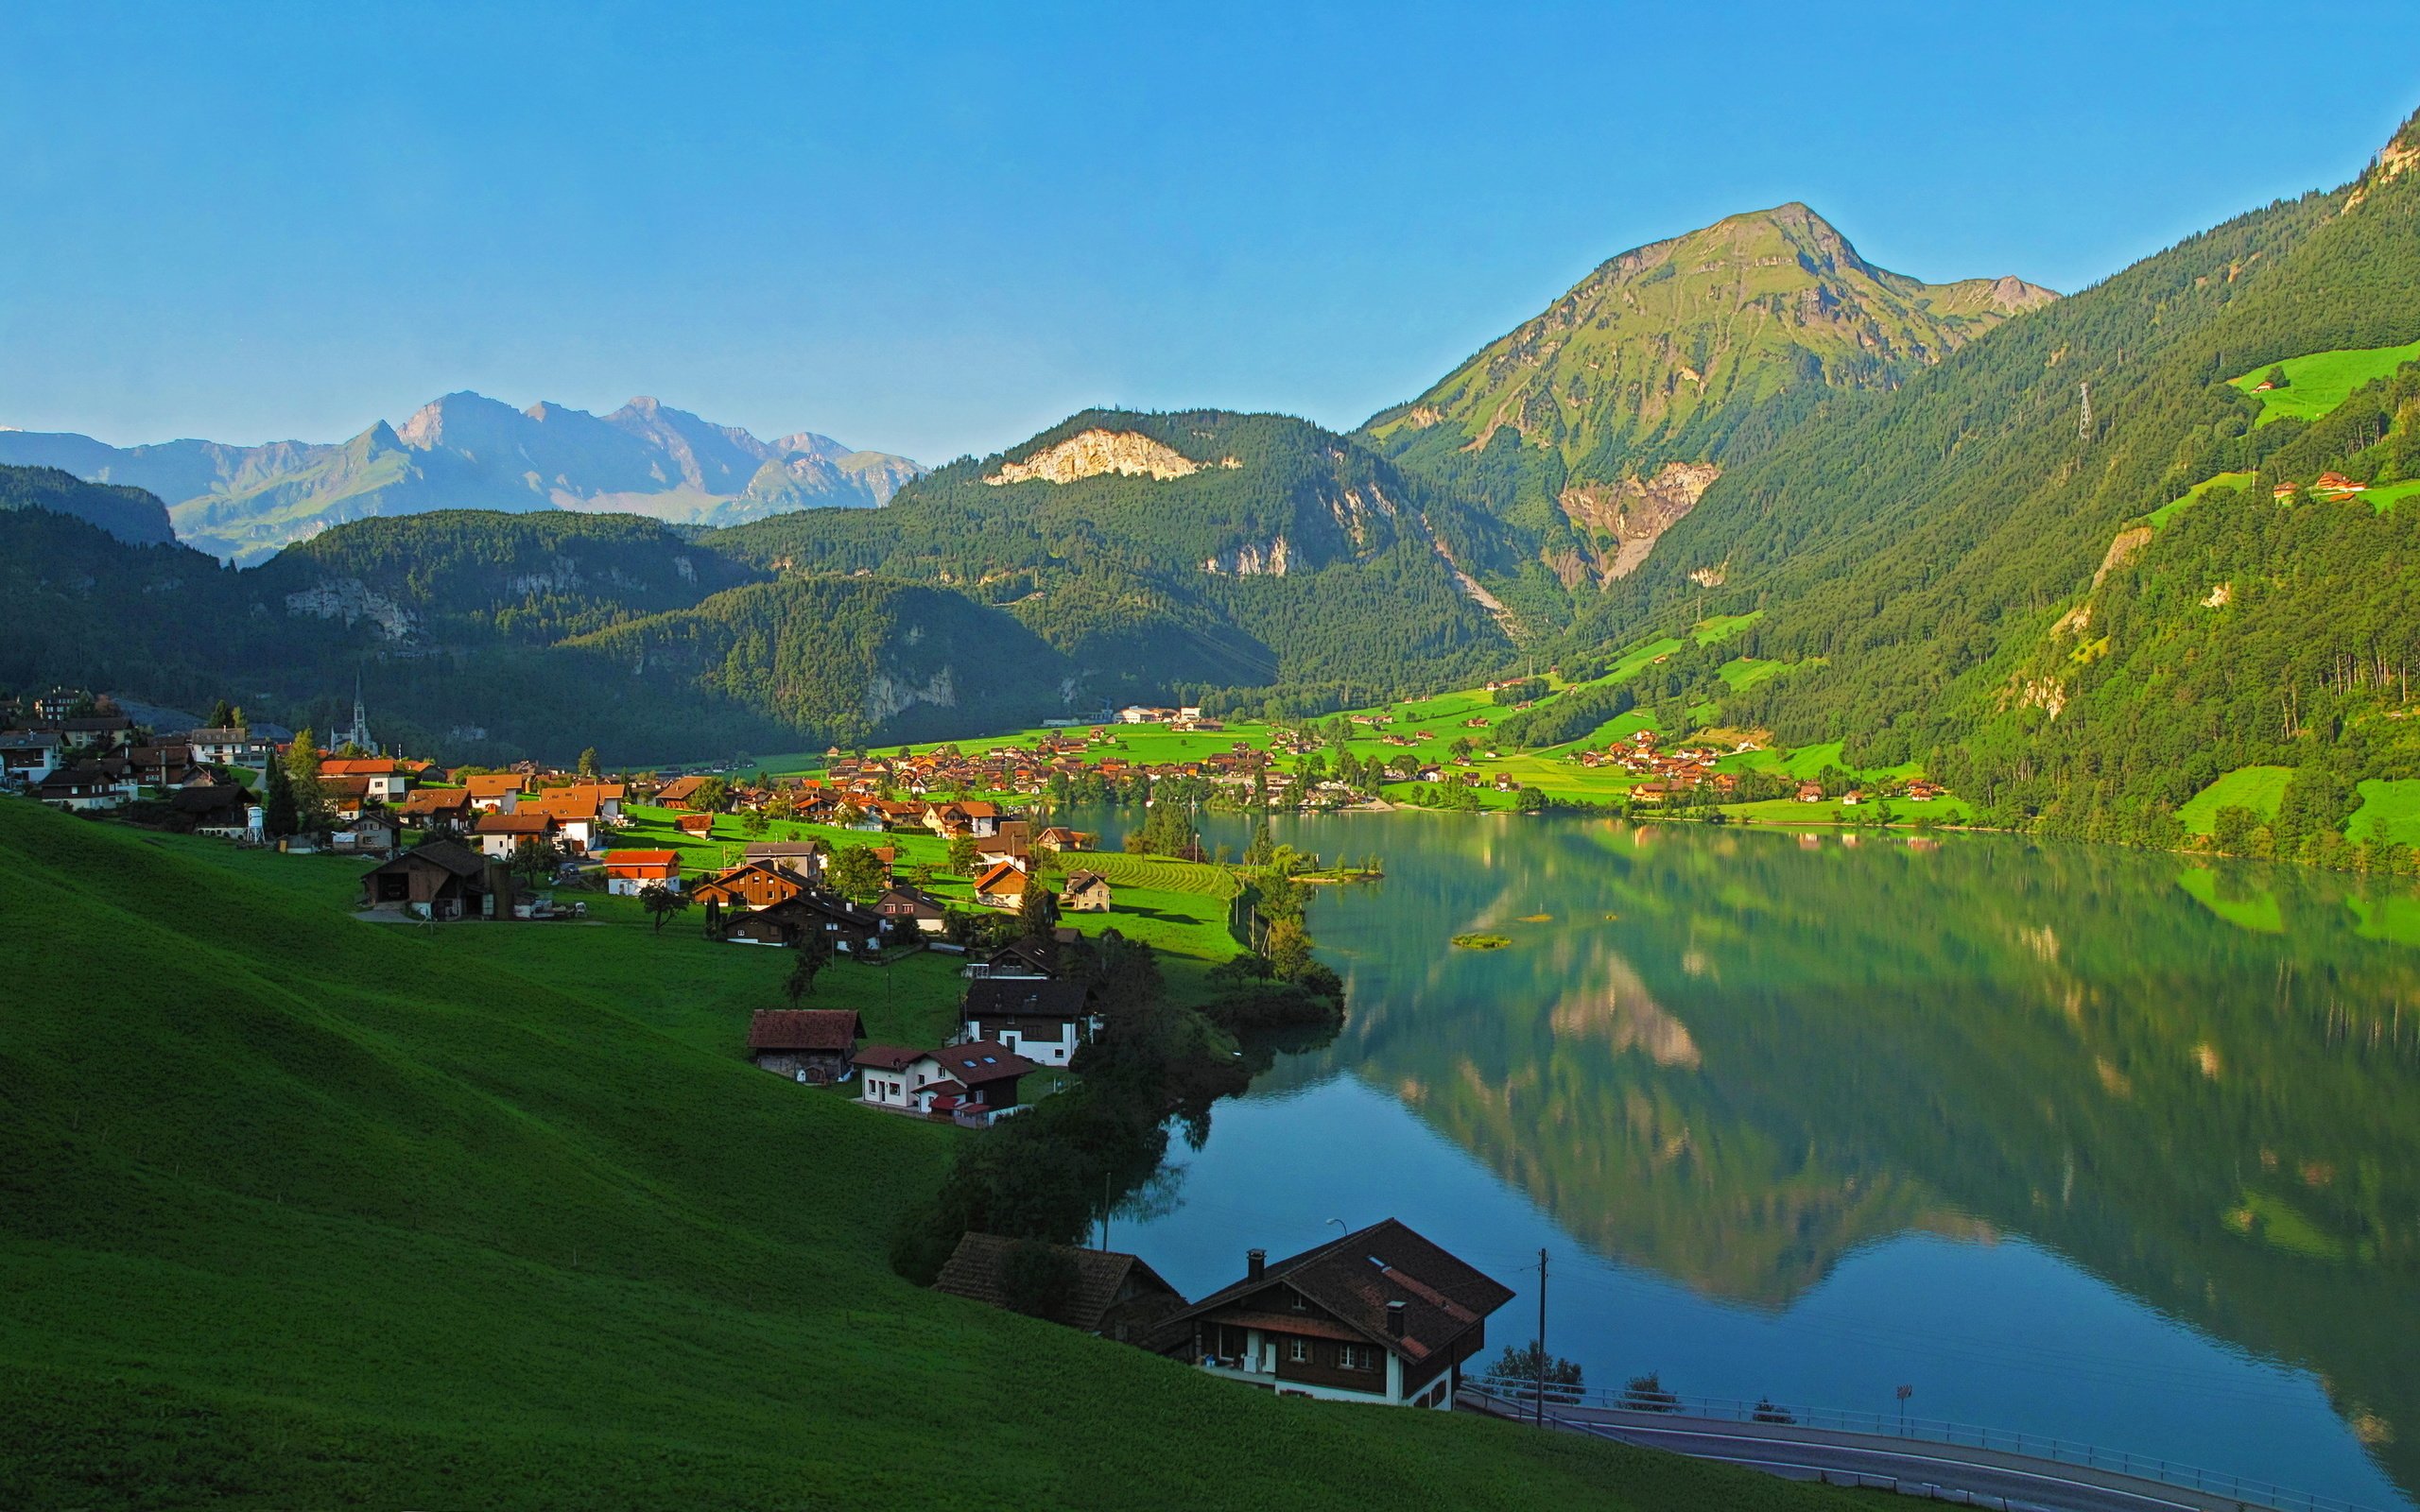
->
[1248, 814, 2420, 1491]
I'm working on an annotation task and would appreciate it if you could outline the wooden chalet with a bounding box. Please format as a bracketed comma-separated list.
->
[972, 859, 1029, 909]
[691, 862, 809, 912]
[392, 786, 474, 828]
[655, 774, 712, 810]
[1157, 1219, 1512, 1409]
[745, 1008, 865, 1083]
[723, 890, 881, 952]
[358, 838, 492, 919]
[934, 1233, 1186, 1344]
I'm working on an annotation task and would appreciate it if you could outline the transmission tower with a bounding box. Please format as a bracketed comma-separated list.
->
[2079, 381, 2093, 443]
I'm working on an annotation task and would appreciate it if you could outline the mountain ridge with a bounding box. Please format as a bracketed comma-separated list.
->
[0, 393, 925, 565]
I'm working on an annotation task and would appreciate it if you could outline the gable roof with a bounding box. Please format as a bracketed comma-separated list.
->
[372, 837, 487, 880]
[395, 787, 472, 814]
[934, 1233, 1185, 1332]
[602, 849, 680, 870]
[462, 774, 527, 799]
[1162, 1218, 1512, 1366]
[853, 1044, 923, 1072]
[919, 1040, 1036, 1087]
[522, 790, 600, 821]
[474, 811, 555, 835]
[747, 1009, 865, 1052]
[964, 978, 1091, 1021]
[972, 860, 1028, 894]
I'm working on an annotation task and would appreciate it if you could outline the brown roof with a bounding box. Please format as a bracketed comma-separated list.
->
[395, 788, 471, 815]
[1162, 1218, 1512, 1366]
[973, 860, 1028, 894]
[475, 811, 555, 835]
[523, 790, 600, 821]
[747, 1009, 865, 1052]
[934, 1233, 1184, 1332]
[463, 774, 527, 798]
[921, 1040, 1037, 1087]
[853, 1044, 923, 1072]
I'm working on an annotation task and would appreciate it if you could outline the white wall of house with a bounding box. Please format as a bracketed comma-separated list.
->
[967, 1019, 1080, 1067]
[858, 1073, 912, 1108]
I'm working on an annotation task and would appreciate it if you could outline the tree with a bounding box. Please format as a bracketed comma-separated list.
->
[690, 776, 731, 813]
[908, 861, 939, 889]
[1264, 917, 1313, 981]
[785, 930, 836, 1003]
[640, 883, 690, 935]
[1018, 875, 1058, 937]
[828, 844, 887, 902]
[946, 834, 979, 875]
[740, 807, 771, 839]
[998, 1238, 1081, 1319]
[206, 698, 238, 729]
[2211, 803, 2263, 856]
[262, 751, 298, 838]
[577, 747, 599, 779]
[285, 728, 324, 828]
[2263, 365, 2290, 389]
[1243, 820, 1275, 868]
[510, 835, 562, 885]
[1491, 1341, 1585, 1404]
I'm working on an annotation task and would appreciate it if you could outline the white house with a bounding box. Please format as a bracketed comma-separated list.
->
[853, 1040, 1038, 1115]
[0, 730, 60, 788]
[959, 979, 1096, 1068]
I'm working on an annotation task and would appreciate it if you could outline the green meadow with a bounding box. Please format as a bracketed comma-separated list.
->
[2176, 765, 2295, 835]
[0, 800, 1856, 1511]
[2232, 340, 2420, 425]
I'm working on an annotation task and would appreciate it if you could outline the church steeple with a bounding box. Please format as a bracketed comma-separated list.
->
[344, 674, 375, 755]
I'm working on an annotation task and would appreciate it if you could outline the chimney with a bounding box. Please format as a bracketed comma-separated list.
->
[1386, 1300, 1407, 1337]
[1246, 1248, 1266, 1281]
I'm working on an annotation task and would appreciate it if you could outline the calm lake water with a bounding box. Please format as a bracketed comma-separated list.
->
[1088, 808, 2420, 1509]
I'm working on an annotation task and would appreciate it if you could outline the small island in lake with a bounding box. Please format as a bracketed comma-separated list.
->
[1451, 933, 1512, 950]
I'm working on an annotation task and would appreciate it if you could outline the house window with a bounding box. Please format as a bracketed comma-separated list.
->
[1289, 1293, 1307, 1313]
[1288, 1338, 1307, 1363]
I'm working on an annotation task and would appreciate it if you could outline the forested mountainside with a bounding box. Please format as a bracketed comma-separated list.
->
[710, 408, 1528, 709]
[0, 392, 924, 565]
[0, 465, 175, 545]
[0, 490, 1066, 762]
[1603, 109, 2420, 847]
[1362, 203, 2051, 598]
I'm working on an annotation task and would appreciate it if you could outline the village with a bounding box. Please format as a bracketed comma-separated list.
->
[1, 681, 1555, 1410]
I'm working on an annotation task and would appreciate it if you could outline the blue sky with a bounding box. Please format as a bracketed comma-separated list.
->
[4, 2, 2416, 463]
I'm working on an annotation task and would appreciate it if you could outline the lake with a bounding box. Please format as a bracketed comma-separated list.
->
[1087, 808, 2420, 1509]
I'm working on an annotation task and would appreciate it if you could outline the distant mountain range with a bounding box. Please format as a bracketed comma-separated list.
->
[0, 393, 925, 563]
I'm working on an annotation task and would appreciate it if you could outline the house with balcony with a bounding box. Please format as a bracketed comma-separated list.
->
[1155, 1219, 1512, 1410]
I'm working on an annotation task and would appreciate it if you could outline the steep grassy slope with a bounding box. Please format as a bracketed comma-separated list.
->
[0, 802, 1848, 1510]
[1363, 204, 2049, 593]
[1599, 108, 2420, 844]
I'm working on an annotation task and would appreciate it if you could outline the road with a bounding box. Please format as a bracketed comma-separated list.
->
[1461, 1394, 2297, 1512]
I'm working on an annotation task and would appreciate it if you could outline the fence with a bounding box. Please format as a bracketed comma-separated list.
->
[1463, 1377, 2385, 1512]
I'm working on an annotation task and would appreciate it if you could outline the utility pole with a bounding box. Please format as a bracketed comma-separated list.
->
[2078, 381, 2093, 444]
[1535, 1247, 1549, 1427]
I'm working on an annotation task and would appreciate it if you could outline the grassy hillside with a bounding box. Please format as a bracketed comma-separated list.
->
[0, 802, 1855, 1509]
[2234, 338, 2420, 424]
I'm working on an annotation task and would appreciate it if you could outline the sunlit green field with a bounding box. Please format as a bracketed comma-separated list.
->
[2232, 340, 2420, 425]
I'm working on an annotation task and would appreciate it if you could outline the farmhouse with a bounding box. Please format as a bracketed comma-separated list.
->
[934, 1233, 1187, 1344]
[691, 862, 808, 912]
[960, 978, 1096, 1067]
[473, 810, 558, 860]
[972, 859, 1029, 909]
[723, 891, 881, 952]
[358, 838, 491, 919]
[392, 786, 474, 829]
[1157, 1219, 1512, 1409]
[654, 774, 713, 810]
[1059, 870, 1114, 913]
[601, 850, 681, 895]
[745, 1008, 865, 1083]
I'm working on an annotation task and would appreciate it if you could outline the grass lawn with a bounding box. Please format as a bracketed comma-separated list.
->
[2231, 340, 2420, 425]
[2176, 765, 2294, 835]
[0, 800, 1855, 1511]
[2345, 778, 2420, 848]
[2145, 471, 2254, 530]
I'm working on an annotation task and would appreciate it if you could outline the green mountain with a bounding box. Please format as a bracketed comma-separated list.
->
[0, 393, 925, 565]
[0, 490, 1073, 762]
[713, 408, 1527, 708]
[1599, 108, 2420, 848]
[0, 463, 175, 545]
[1363, 203, 2051, 590]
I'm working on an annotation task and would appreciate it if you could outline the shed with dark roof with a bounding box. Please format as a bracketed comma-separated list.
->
[745, 1008, 864, 1083]
[935, 1233, 1187, 1344]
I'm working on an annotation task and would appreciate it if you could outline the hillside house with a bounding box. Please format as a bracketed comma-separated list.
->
[1795, 782, 1825, 803]
[675, 813, 715, 837]
[1060, 870, 1114, 913]
[462, 774, 526, 814]
[742, 842, 824, 874]
[358, 839, 491, 920]
[691, 862, 808, 912]
[875, 884, 950, 935]
[971, 860, 1030, 910]
[392, 787, 474, 829]
[654, 774, 712, 810]
[170, 783, 256, 839]
[854, 1040, 1036, 1119]
[723, 891, 881, 952]
[320, 757, 409, 802]
[602, 850, 681, 895]
[746, 1008, 865, 1082]
[186, 727, 273, 767]
[0, 730, 60, 788]
[934, 1234, 1187, 1344]
[36, 761, 137, 811]
[967, 931, 1074, 981]
[473, 810, 558, 860]
[961, 978, 1096, 1067]
[519, 790, 602, 853]
[1157, 1219, 1512, 1409]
